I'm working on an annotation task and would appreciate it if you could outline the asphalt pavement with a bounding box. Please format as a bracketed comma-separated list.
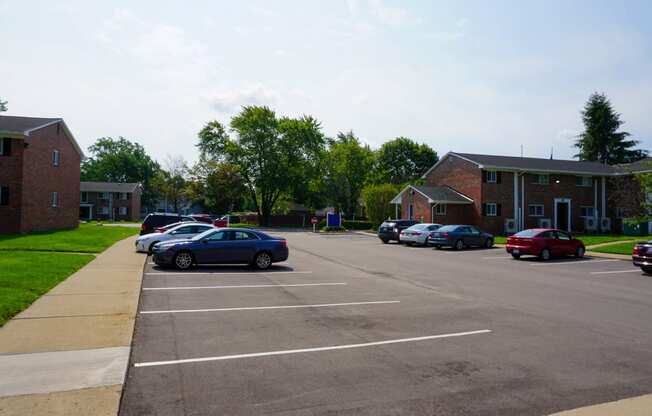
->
[119, 231, 652, 415]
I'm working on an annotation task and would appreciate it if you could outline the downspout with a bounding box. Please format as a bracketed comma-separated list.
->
[431, 203, 438, 223]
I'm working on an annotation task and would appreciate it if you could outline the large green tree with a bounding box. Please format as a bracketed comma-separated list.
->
[362, 183, 400, 226]
[81, 137, 161, 209]
[575, 93, 647, 164]
[151, 155, 188, 213]
[374, 137, 438, 184]
[197, 106, 325, 225]
[320, 131, 374, 216]
[186, 160, 246, 214]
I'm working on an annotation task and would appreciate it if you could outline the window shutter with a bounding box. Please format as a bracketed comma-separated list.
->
[497, 204, 502, 216]
[2, 138, 10, 156]
[482, 203, 487, 216]
[0, 186, 8, 205]
[496, 172, 502, 184]
[482, 171, 487, 183]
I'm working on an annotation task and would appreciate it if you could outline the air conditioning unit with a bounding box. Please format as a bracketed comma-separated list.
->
[584, 217, 598, 232]
[504, 218, 517, 234]
[537, 218, 552, 228]
[600, 217, 611, 232]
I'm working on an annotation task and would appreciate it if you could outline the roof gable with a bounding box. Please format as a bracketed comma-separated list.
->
[0, 115, 84, 158]
[391, 184, 474, 204]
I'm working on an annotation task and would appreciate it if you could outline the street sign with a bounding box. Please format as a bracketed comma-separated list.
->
[311, 217, 318, 224]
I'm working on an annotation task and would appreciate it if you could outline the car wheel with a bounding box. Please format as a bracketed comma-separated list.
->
[485, 238, 494, 249]
[455, 239, 464, 250]
[575, 246, 585, 258]
[254, 252, 272, 270]
[539, 248, 551, 261]
[641, 266, 652, 275]
[380, 239, 389, 244]
[511, 253, 521, 259]
[406, 242, 413, 247]
[148, 241, 160, 254]
[173, 251, 193, 270]
[434, 245, 441, 250]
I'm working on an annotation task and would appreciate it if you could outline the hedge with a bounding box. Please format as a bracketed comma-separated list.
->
[317, 219, 373, 230]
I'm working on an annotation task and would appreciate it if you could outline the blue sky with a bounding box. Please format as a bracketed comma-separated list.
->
[1, 0, 651, 164]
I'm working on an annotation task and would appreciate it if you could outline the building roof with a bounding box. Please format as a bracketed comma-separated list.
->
[452, 152, 618, 175]
[391, 184, 474, 204]
[615, 157, 652, 173]
[80, 182, 141, 193]
[0, 115, 84, 157]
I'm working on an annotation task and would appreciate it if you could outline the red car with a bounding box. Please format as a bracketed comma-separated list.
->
[505, 228, 585, 260]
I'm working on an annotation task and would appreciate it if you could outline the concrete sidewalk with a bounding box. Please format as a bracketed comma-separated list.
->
[0, 236, 144, 416]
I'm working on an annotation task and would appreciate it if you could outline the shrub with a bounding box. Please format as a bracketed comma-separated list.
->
[321, 226, 346, 232]
[362, 183, 400, 227]
[342, 220, 373, 230]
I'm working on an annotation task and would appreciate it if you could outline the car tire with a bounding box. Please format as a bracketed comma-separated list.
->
[641, 266, 652, 275]
[380, 239, 389, 244]
[173, 251, 194, 270]
[539, 248, 551, 261]
[434, 245, 441, 250]
[485, 238, 494, 249]
[575, 246, 585, 258]
[406, 242, 413, 247]
[511, 253, 521, 259]
[254, 251, 272, 270]
[454, 239, 464, 251]
[148, 241, 160, 254]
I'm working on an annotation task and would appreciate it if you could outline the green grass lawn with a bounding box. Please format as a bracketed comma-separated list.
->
[590, 241, 639, 255]
[0, 251, 95, 326]
[0, 223, 139, 253]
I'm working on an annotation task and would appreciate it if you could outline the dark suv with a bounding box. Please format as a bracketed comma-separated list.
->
[377, 219, 419, 243]
[140, 213, 196, 235]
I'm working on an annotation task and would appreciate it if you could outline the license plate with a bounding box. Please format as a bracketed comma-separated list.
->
[513, 249, 520, 254]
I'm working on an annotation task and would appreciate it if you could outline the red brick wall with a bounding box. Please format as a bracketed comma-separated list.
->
[0, 138, 24, 233]
[131, 187, 142, 221]
[20, 123, 80, 232]
[400, 190, 431, 222]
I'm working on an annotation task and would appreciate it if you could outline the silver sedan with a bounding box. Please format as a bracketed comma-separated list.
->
[135, 223, 215, 253]
[399, 223, 443, 246]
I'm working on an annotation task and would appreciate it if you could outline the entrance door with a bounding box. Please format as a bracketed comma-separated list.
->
[408, 204, 414, 220]
[557, 202, 569, 231]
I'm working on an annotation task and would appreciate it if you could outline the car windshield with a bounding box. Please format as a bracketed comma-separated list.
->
[436, 225, 458, 232]
[381, 222, 396, 227]
[514, 229, 541, 237]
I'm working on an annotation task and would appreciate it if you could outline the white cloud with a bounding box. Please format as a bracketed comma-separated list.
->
[346, 0, 415, 28]
[209, 84, 280, 114]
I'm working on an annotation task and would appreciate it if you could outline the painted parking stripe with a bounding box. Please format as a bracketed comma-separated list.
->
[134, 329, 492, 368]
[530, 259, 619, 266]
[145, 271, 313, 276]
[140, 300, 400, 315]
[143, 283, 346, 291]
[590, 269, 642, 275]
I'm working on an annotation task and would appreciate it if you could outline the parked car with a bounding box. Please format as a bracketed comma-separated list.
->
[632, 241, 652, 274]
[135, 223, 215, 253]
[152, 228, 288, 270]
[428, 225, 494, 250]
[399, 223, 443, 246]
[190, 214, 215, 224]
[213, 215, 241, 227]
[140, 213, 196, 235]
[154, 221, 196, 233]
[505, 228, 585, 260]
[377, 219, 420, 243]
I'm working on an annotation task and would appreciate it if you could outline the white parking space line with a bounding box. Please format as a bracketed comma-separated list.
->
[134, 329, 492, 368]
[529, 259, 620, 267]
[141, 300, 400, 315]
[145, 271, 313, 276]
[143, 283, 346, 291]
[590, 269, 642, 275]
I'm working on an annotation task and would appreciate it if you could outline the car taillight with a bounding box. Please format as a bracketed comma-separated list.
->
[634, 245, 646, 255]
[441, 232, 448, 237]
[278, 240, 287, 246]
[155, 227, 165, 233]
[141, 223, 146, 230]
[411, 232, 421, 236]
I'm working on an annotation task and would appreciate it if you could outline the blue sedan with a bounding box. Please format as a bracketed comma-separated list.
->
[427, 224, 494, 250]
[152, 228, 289, 270]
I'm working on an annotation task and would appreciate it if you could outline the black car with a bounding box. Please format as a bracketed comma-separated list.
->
[632, 241, 652, 274]
[428, 224, 494, 250]
[377, 219, 419, 243]
[140, 213, 196, 235]
[152, 228, 289, 270]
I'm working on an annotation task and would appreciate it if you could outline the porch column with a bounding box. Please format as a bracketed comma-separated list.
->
[395, 203, 398, 219]
[521, 174, 525, 230]
[513, 172, 518, 230]
[601, 177, 606, 218]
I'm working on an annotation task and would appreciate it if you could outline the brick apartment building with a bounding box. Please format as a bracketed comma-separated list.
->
[80, 182, 142, 221]
[392, 152, 652, 235]
[0, 116, 83, 234]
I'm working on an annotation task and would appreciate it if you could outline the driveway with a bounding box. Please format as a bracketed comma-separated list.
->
[120, 231, 652, 415]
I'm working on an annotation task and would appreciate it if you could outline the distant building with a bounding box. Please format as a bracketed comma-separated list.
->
[80, 182, 142, 221]
[0, 115, 83, 234]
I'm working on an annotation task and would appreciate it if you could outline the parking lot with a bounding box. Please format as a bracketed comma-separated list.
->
[120, 231, 652, 415]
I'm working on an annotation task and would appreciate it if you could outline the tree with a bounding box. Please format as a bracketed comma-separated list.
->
[81, 137, 161, 209]
[320, 131, 374, 216]
[575, 93, 647, 164]
[197, 106, 325, 225]
[362, 183, 400, 226]
[186, 160, 246, 214]
[152, 155, 188, 213]
[0, 98, 7, 112]
[374, 137, 438, 184]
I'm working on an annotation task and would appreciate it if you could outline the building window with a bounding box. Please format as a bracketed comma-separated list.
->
[100, 192, 109, 200]
[52, 150, 60, 167]
[484, 203, 498, 216]
[119, 206, 128, 215]
[528, 204, 544, 217]
[0, 186, 8, 206]
[0, 138, 10, 156]
[576, 176, 592, 187]
[580, 206, 595, 218]
[434, 204, 446, 215]
[616, 207, 625, 219]
[120, 192, 128, 200]
[100, 207, 109, 215]
[51, 192, 59, 207]
[533, 174, 549, 185]
[485, 171, 497, 183]
[80, 192, 88, 203]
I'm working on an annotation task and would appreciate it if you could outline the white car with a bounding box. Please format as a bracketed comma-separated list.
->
[135, 223, 215, 253]
[399, 223, 443, 246]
